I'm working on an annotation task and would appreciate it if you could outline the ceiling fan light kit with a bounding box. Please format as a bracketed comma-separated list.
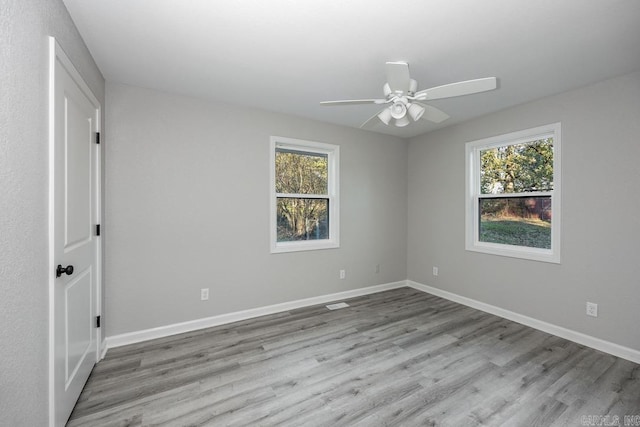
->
[390, 101, 407, 119]
[394, 115, 411, 127]
[377, 108, 392, 125]
[383, 83, 392, 97]
[408, 103, 425, 121]
[408, 79, 418, 94]
[321, 62, 497, 129]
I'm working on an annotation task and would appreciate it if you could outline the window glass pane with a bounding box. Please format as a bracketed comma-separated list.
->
[275, 149, 328, 194]
[277, 198, 329, 242]
[479, 196, 551, 249]
[480, 138, 553, 194]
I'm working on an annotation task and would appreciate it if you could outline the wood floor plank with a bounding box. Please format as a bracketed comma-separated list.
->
[68, 287, 640, 426]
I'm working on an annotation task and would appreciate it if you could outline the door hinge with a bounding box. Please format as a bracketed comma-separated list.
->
[96, 315, 101, 328]
[96, 224, 101, 236]
[95, 132, 100, 144]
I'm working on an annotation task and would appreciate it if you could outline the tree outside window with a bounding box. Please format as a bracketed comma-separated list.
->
[479, 138, 553, 249]
[465, 123, 561, 263]
[275, 149, 329, 242]
[270, 137, 339, 253]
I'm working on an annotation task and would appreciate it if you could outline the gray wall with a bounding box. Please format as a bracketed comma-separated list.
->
[105, 82, 408, 336]
[408, 71, 640, 351]
[2, 2, 637, 421]
[0, 0, 105, 425]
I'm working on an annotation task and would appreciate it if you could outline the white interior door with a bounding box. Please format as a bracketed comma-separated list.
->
[49, 38, 101, 427]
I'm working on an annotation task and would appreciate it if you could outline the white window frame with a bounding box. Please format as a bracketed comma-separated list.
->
[270, 136, 340, 253]
[465, 123, 561, 263]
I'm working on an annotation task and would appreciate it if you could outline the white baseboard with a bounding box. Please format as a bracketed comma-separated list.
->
[99, 340, 107, 360]
[105, 279, 640, 365]
[407, 280, 640, 365]
[106, 281, 407, 349]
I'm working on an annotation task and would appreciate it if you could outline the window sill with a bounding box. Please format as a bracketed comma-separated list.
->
[466, 241, 560, 264]
[271, 240, 339, 254]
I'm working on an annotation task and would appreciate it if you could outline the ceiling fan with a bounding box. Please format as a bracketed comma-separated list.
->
[320, 61, 497, 128]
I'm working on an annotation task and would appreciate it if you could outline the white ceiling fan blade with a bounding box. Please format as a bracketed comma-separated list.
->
[360, 107, 390, 129]
[320, 99, 387, 106]
[385, 61, 411, 93]
[416, 102, 450, 123]
[415, 77, 497, 101]
[360, 109, 387, 128]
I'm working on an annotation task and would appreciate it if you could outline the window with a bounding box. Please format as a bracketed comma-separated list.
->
[465, 123, 561, 263]
[270, 136, 339, 253]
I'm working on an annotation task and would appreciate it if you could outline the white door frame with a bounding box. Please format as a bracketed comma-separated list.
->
[48, 36, 103, 427]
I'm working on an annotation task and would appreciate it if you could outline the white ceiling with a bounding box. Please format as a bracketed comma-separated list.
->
[63, 0, 640, 138]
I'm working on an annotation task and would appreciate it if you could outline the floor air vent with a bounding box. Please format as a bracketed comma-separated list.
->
[326, 302, 350, 310]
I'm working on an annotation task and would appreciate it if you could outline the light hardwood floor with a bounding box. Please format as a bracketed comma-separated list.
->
[68, 287, 640, 426]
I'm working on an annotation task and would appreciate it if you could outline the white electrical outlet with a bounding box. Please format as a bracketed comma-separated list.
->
[339, 269, 346, 279]
[201, 288, 209, 301]
[433, 266, 439, 276]
[375, 264, 380, 274]
[586, 302, 598, 317]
